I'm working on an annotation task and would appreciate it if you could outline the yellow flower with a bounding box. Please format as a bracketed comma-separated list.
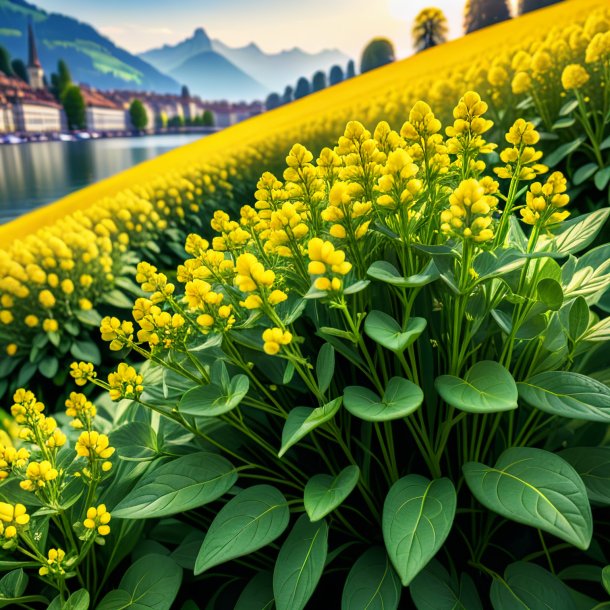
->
[83, 504, 111, 536]
[107, 363, 143, 402]
[521, 171, 570, 227]
[561, 64, 590, 90]
[235, 253, 275, 292]
[39, 548, 66, 576]
[100, 316, 134, 351]
[38, 290, 56, 308]
[65, 392, 97, 428]
[262, 327, 293, 355]
[19, 461, 58, 492]
[42, 319, 58, 333]
[70, 361, 96, 386]
[511, 72, 531, 95]
[5, 344, 17, 356]
[76, 431, 115, 463]
[0, 502, 29, 538]
[24, 315, 39, 328]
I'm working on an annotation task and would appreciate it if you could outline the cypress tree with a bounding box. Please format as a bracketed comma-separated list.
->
[518, 0, 562, 14]
[281, 85, 293, 104]
[464, 0, 511, 34]
[312, 70, 327, 92]
[294, 77, 311, 100]
[360, 38, 395, 74]
[0, 46, 12, 76]
[329, 65, 344, 86]
[61, 85, 86, 130]
[346, 60, 356, 78]
[265, 92, 281, 110]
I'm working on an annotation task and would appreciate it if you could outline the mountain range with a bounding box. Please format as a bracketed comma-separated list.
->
[0, 0, 180, 92]
[0, 0, 350, 101]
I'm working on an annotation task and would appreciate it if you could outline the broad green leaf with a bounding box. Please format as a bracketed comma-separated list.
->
[96, 554, 182, 610]
[568, 297, 590, 341]
[304, 466, 360, 522]
[544, 136, 586, 167]
[382, 475, 456, 586]
[540, 209, 610, 255]
[537, 278, 563, 311]
[490, 561, 576, 610]
[595, 167, 610, 191]
[38, 356, 58, 379]
[603, 566, 610, 596]
[341, 547, 401, 610]
[435, 361, 518, 414]
[364, 311, 427, 354]
[111, 422, 158, 462]
[0, 569, 27, 598]
[235, 571, 274, 610]
[48, 590, 89, 610]
[518, 371, 610, 422]
[179, 375, 249, 416]
[564, 244, 610, 302]
[316, 343, 335, 394]
[573, 163, 598, 185]
[560, 447, 610, 505]
[69, 339, 101, 365]
[552, 117, 576, 130]
[273, 515, 328, 610]
[367, 260, 439, 288]
[344, 377, 423, 422]
[112, 452, 237, 518]
[463, 447, 592, 549]
[472, 248, 527, 280]
[410, 561, 483, 610]
[559, 99, 579, 115]
[195, 485, 290, 574]
[279, 398, 342, 457]
[583, 316, 610, 342]
[344, 279, 370, 295]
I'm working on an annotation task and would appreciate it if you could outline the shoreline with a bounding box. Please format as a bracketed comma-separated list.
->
[0, 125, 221, 145]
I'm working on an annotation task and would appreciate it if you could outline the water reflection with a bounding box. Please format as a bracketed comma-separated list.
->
[0, 134, 203, 223]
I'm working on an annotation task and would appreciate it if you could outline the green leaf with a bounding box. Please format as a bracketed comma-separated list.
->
[69, 339, 101, 365]
[279, 398, 342, 457]
[235, 572, 274, 610]
[111, 422, 158, 461]
[552, 117, 576, 130]
[316, 343, 335, 394]
[573, 163, 598, 185]
[602, 566, 610, 596]
[304, 466, 360, 522]
[38, 356, 58, 379]
[540, 209, 610, 255]
[559, 99, 579, 115]
[273, 515, 328, 610]
[382, 475, 456, 586]
[595, 167, 610, 191]
[96, 554, 182, 610]
[518, 371, 610, 422]
[344, 377, 423, 422]
[583, 316, 610, 342]
[568, 297, 590, 341]
[101, 289, 135, 309]
[364, 311, 427, 354]
[195, 485, 290, 575]
[560, 447, 610, 505]
[490, 561, 576, 610]
[48, 589, 89, 610]
[367, 260, 439, 288]
[544, 136, 586, 167]
[341, 547, 401, 610]
[0, 569, 27, 598]
[410, 561, 483, 610]
[178, 375, 249, 416]
[537, 278, 563, 311]
[344, 280, 370, 295]
[463, 447, 592, 549]
[112, 452, 237, 519]
[435, 361, 518, 414]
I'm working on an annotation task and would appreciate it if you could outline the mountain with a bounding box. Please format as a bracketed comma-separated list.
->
[210, 39, 350, 93]
[140, 27, 351, 99]
[0, 0, 180, 93]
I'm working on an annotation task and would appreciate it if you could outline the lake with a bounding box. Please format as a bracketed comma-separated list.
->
[0, 133, 204, 224]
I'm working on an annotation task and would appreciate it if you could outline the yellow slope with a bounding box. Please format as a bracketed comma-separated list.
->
[0, 0, 603, 246]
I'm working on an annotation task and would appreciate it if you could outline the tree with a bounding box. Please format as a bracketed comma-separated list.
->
[11, 59, 27, 82]
[518, 0, 561, 14]
[329, 65, 344, 86]
[360, 38, 395, 74]
[412, 8, 449, 52]
[0, 45, 13, 76]
[202, 110, 215, 127]
[464, 0, 511, 34]
[294, 76, 311, 100]
[50, 60, 72, 100]
[265, 92, 281, 110]
[281, 85, 293, 105]
[312, 70, 327, 92]
[61, 85, 86, 130]
[129, 99, 148, 131]
[346, 59, 356, 78]
[181, 85, 191, 98]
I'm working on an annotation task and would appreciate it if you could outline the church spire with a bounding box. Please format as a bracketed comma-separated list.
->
[28, 20, 42, 68]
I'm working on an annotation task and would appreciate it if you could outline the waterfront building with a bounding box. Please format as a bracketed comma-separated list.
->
[26, 22, 45, 91]
[81, 87, 127, 131]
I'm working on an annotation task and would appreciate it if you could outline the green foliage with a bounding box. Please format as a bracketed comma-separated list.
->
[311, 70, 327, 92]
[202, 109, 215, 127]
[10, 58, 27, 82]
[519, 0, 563, 14]
[294, 76, 311, 100]
[265, 92, 281, 111]
[50, 59, 72, 100]
[0, 45, 12, 76]
[329, 64, 344, 86]
[464, 0, 511, 34]
[129, 98, 148, 131]
[61, 84, 86, 130]
[360, 38, 395, 74]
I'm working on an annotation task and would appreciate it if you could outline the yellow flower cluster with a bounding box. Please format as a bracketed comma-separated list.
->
[10, 389, 67, 448]
[308, 238, 353, 292]
[262, 328, 293, 355]
[0, 502, 29, 540]
[19, 460, 58, 491]
[69, 361, 96, 386]
[494, 119, 547, 181]
[107, 363, 144, 402]
[75, 431, 115, 472]
[0, 444, 30, 480]
[83, 504, 111, 536]
[65, 392, 97, 429]
[39, 548, 66, 577]
[521, 171, 570, 227]
[100, 316, 134, 351]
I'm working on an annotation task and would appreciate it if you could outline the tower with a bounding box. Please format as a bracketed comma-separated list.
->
[27, 21, 45, 90]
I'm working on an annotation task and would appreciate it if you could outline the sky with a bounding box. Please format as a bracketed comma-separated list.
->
[36, 0, 519, 59]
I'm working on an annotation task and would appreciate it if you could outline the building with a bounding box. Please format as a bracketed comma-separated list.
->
[81, 86, 127, 132]
[0, 94, 15, 133]
[26, 22, 44, 91]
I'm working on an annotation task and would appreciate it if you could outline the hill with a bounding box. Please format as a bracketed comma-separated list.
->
[0, 0, 180, 93]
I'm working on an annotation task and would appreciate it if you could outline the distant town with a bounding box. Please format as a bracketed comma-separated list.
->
[0, 23, 265, 143]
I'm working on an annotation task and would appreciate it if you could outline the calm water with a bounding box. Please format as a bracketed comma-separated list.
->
[0, 134, 203, 224]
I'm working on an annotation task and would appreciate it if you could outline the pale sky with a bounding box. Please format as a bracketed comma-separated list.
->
[37, 0, 519, 59]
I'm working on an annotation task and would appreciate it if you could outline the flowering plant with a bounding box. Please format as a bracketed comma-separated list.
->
[73, 93, 610, 608]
